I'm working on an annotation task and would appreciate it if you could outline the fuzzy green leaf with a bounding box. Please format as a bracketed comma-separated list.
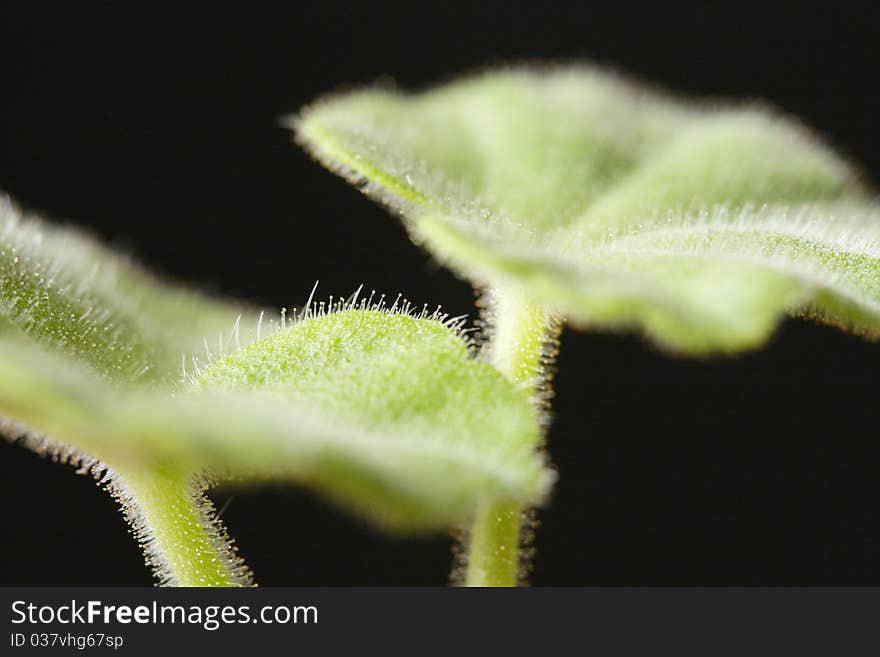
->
[0, 195, 260, 383]
[295, 65, 880, 352]
[0, 196, 548, 532]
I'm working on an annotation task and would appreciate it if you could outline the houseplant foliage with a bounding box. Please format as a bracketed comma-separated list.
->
[0, 197, 549, 586]
[294, 65, 880, 585]
[2, 64, 879, 586]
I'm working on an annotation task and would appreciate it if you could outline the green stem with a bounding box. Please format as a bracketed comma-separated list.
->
[465, 500, 523, 586]
[464, 286, 551, 587]
[113, 465, 250, 587]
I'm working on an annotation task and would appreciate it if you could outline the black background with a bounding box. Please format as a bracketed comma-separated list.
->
[1, 3, 879, 586]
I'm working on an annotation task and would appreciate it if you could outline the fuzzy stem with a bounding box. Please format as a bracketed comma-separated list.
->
[464, 287, 550, 587]
[465, 500, 523, 586]
[114, 465, 249, 587]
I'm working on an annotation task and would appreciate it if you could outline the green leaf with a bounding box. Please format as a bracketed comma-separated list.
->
[195, 308, 548, 526]
[0, 195, 549, 582]
[0, 315, 547, 529]
[0, 195, 260, 383]
[294, 65, 880, 352]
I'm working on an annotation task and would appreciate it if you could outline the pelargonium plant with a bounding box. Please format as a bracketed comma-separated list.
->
[2, 64, 878, 586]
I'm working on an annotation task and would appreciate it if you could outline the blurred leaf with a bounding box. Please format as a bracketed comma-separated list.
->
[295, 65, 880, 352]
[0, 195, 258, 383]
